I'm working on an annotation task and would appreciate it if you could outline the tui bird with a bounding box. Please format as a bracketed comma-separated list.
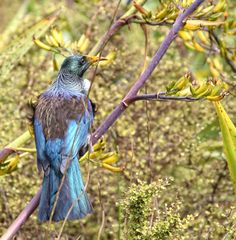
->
[32, 54, 104, 222]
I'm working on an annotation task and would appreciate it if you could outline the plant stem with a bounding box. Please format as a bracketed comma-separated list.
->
[0, 131, 31, 163]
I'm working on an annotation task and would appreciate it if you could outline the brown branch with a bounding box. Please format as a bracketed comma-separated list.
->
[89, 14, 137, 56]
[0, 148, 14, 164]
[130, 19, 173, 26]
[92, 0, 204, 143]
[0, 189, 42, 240]
[124, 93, 201, 104]
[0, 131, 32, 164]
[1, 1, 204, 239]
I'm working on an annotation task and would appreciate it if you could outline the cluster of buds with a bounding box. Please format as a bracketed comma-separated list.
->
[133, 0, 226, 27]
[165, 73, 228, 101]
[190, 79, 228, 101]
[133, 1, 234, 79]
[33, 28, 66, 53]
[0, 137, 122, 176]
[176, 1, 236, 65]
[178, 21, 235, 55]
[79, 138, 122, 173]
[207, 57, 223, 78]
[33, 28, 116, 69]
[178, 28, 236, 78]
[166, 73, 191, 94]
[70, 34, 90, 53]
[178, 30, 210, 52]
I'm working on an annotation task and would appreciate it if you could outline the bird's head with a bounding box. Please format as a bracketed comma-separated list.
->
[60, 54, 106, 78]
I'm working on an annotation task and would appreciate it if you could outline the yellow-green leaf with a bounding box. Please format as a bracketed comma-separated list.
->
[214, 102, 236, 192]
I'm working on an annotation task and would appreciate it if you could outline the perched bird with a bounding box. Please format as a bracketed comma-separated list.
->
[32, 54, 104, 222]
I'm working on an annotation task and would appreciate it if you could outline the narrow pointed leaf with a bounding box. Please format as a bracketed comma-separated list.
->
[214, 102, 236, 192]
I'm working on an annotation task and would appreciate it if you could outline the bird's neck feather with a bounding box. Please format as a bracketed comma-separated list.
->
[50, 69, 86, 95]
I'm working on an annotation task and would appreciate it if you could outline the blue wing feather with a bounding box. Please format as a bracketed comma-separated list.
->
[61, 113, 92, 172]
[33, 118, 48, 173]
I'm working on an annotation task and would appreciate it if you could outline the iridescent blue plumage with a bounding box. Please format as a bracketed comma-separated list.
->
[33, 55, 98, 222]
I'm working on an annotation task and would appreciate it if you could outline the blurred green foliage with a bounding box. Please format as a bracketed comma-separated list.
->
[0, 0, 236, 239]
[120, 179, 194, 240]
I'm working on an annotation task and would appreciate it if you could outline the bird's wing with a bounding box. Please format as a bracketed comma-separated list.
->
[33, 117, 48, 173]
[60, 117, 90, 173]
[59, 97, 94, 173]
[34, 94, 93, 175]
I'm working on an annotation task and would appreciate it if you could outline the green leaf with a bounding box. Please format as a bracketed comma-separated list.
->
[0, 8, 61, 81]
[214, 102, 236, 193]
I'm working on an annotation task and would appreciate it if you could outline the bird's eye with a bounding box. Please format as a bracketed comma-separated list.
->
[80, 58, 86, 65]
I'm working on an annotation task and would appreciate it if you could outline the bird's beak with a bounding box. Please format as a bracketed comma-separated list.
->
[85, 55, 107, 64]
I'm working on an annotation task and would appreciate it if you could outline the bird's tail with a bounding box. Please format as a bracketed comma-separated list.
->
[38, 157, 92, 222]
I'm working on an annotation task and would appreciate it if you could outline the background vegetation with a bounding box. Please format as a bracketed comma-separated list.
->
[0, 0, 236, 239]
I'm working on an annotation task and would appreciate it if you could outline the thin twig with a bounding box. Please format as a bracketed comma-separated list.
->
[211, 31, 236, 73]
[131, 19, 173, 26]
[57, 161, 91, 239]
[97, 182, 105, 240]
[124, 93, 201, 104]
[89, 14, 137, 56]
[144, 87, 153, 182]
[87, 0, 122, 97]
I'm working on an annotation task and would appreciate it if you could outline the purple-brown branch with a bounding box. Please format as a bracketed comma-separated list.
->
[92, 0, 204, 142]
[90, 14, 138, 56]
[0, 148, 14, 164]
[1, 1, 204, 239]
[0, 189, 42, 240]
[125, 93, 201, 104]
